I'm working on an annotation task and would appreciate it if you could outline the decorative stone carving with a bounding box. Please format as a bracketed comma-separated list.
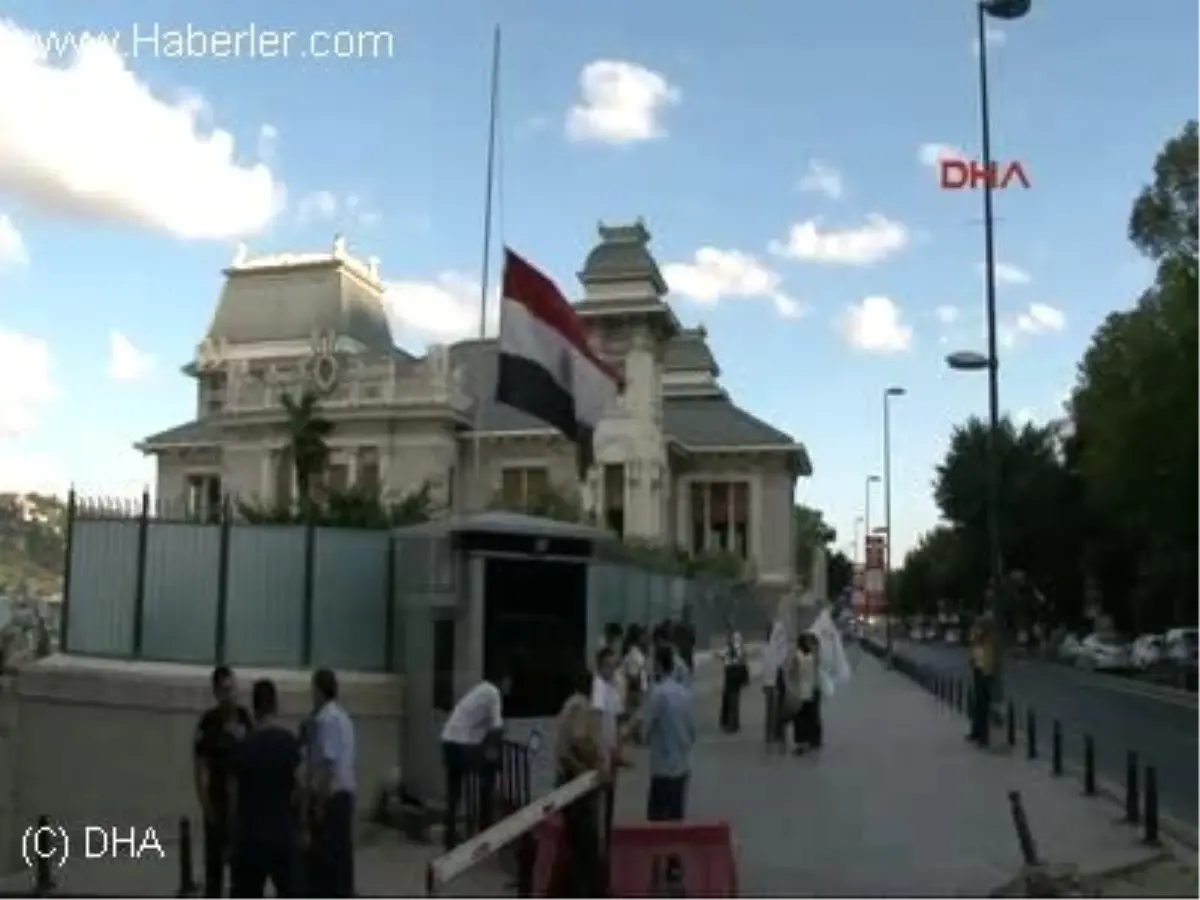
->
[195, 337, 223, 371]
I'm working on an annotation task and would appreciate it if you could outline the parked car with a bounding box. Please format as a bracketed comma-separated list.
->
[1077, 633, 1130, 671]
[1163, 628, 1198, 668]
[1057, 633, 1083, 662]
[1131, 634, 1165, 670]
[944, 628, 961, 644]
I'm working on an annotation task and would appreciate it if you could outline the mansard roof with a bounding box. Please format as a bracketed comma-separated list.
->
[578, 219, 668, 294]
[663, 327, 719, 376]
[204, 239, 398, 356]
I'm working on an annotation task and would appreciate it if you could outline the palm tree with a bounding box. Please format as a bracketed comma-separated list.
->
[281, 389, 334, 509]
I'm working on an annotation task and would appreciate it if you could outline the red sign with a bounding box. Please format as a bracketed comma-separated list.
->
[940, 159, 1030, 191]
[864, 534, 886, 614]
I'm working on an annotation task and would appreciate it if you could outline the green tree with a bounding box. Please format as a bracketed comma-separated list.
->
[932, 416, 1083, 629]
[792, 504, 836, 584]
[281, 388, 334, 508]
[826, 548, 853, 599]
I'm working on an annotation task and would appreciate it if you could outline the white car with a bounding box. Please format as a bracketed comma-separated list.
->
[1058, 633, 1083, 662]
[944, 629, 961, 644]
[1131, 634, 1165, 670]
[1077, 634, 1130, 671]
[1164, 628, 1198, 668]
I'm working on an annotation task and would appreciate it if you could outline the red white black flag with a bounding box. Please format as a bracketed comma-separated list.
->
[495, 249, 624, 474]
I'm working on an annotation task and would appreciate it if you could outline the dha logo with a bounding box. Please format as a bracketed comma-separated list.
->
[940, 159, 1031, 191]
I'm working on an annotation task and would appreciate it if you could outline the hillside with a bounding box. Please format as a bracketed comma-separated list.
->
[0, 493, 66, 597]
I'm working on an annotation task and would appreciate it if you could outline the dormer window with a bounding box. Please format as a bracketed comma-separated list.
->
[203, 372, 227, 415]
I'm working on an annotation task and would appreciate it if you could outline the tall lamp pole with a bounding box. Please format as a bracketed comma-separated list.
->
[948, 0, 1031, 708]
[883, 387, 906, 660]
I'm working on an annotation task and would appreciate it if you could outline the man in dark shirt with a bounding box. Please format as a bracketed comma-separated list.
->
[193, 665, 253, 898]
[230, 679, 302, 898]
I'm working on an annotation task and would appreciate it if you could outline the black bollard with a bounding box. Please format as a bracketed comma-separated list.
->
[1007, 790, 1041, 867]
[1006, 701, 1015, 746]
[1026, 709, 1037, 760]
[1142, 765, 1160, 846]
[177, 816, 197, 897]
[1051, 721, 1063, 776]
[1125, 751, 1140, 824]
[1083, 735, 1096, 796]
[33, 814, 53, 897]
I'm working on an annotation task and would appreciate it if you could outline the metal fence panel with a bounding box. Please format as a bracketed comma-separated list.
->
[141, 524, 221, 663]
[66, 520, 139, 656]
[225, 525, 307, 667]
[312, 528, 389, 671]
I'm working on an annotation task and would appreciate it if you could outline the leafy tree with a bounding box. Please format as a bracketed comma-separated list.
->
[1128, 120, 1197, 267]
[792, 504, 836, 584]
[826, 548, 853, 599]
[238, 483, 438, 529]
[281, 389, 334, 507]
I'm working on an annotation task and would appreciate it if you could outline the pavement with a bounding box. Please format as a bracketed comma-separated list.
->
[887, 637, 1199, 832]
[613, 644, 1169, 897]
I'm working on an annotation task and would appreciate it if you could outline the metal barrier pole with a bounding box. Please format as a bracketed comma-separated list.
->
[1124, 751, 1140, 824]
[1007, 790, 1041, 867]
[177, 816, 197, 897]
[1079, 734, 1095, 796]
[1051, 721, 1062, 776]
[1026, 709, 1037, 760]
[1143, 765, 1160, 846]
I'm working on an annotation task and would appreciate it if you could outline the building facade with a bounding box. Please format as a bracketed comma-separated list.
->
[138, 223, 812, 591]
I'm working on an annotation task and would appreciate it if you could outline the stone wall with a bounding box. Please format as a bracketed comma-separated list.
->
[0, 657, 402, 875]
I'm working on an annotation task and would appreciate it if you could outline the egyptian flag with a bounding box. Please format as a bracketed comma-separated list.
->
[495, 248, 624, 476]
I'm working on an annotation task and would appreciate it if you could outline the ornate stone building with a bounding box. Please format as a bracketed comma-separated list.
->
[138, 223, 812, 590]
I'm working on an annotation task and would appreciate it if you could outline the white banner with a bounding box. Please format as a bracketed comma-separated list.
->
[809, 608, 853, 696]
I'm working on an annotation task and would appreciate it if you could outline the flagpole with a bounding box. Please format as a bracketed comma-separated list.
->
[472, 25, 501, 511]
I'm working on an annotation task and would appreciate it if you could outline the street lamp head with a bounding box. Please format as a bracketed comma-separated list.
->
[885, 386, 907, 397]
[946, 350, 992, 372]
[981, 0, 1031, 20]
[867, 474, 881, 484]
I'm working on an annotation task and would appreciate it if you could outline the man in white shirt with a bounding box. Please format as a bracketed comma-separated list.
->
[440, 671, 510, 850]
[591, 646, 624, 842]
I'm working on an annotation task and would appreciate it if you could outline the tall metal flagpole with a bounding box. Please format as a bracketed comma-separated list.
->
[472, 26, 501, 508]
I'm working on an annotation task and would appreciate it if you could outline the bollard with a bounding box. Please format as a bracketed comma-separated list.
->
[1051, 721, 1063, 776]
[1026, 709, 1037, 760]
[33, 814, 53, 896]
[1006, 701, 1015, 746]
[1125, 751, 1140, 824]
[1083, 735, 1096, 796]
[177, 816, 197, 897]
[1142, 765, 1160, 846]
[1007, 790, 1041, 867]
[954, 679, 963, 713]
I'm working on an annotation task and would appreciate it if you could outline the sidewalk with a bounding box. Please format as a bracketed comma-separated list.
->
[614, 646, 1165, 897]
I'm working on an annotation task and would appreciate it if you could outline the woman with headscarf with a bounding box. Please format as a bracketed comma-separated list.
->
[761, 613, 793, 750]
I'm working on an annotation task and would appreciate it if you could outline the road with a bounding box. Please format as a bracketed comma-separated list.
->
[889, 638, 1199, 829]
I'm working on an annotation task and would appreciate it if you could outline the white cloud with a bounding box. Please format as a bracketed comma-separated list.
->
[838, 296, 912, 354]
[0, 18, 283, 240]
[796, 159, 844, 200]
[382, 272, 499, 349]
[982, 262, 1031, 285]
[663, 248, 802, 319]
[1013, 407, 1034, 427]
[296, 190, 381, 229]
[108, 331, 153, 381]
[918, 142, 966, 168]
[257, 123, 278, 160]
[769, 214, 909, 266]
[0, 328, 56, 437]
[566, 60, 680, 144]
[0, 214, 27, 266]
[934, 304, 960, 325]
[1015, 302, 1066, 335]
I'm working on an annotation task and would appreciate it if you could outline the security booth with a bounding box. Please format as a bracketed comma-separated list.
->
[393, 511, 618, 805]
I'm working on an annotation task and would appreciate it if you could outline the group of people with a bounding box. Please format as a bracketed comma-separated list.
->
[763, 620, 827, 755]
[193, 665, 358, 898]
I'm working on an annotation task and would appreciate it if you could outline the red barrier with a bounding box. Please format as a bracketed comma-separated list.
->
[533, 817, 737, 897]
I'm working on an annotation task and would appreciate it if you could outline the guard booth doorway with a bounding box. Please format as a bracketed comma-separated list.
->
[482, 556, 587, 720]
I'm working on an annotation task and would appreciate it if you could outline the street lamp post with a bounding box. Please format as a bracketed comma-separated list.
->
[883, 387, 906, 660]
[951, 0, 1031, 709]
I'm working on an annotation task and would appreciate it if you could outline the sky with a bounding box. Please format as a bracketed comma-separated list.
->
[0, 0, 1194, 563]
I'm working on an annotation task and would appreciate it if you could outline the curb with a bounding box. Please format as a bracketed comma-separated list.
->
[868, 643, 1200, 853]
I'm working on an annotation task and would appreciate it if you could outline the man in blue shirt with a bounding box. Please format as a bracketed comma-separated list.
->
[306, 668, 357, 898]
[644, 644, 696, 822]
